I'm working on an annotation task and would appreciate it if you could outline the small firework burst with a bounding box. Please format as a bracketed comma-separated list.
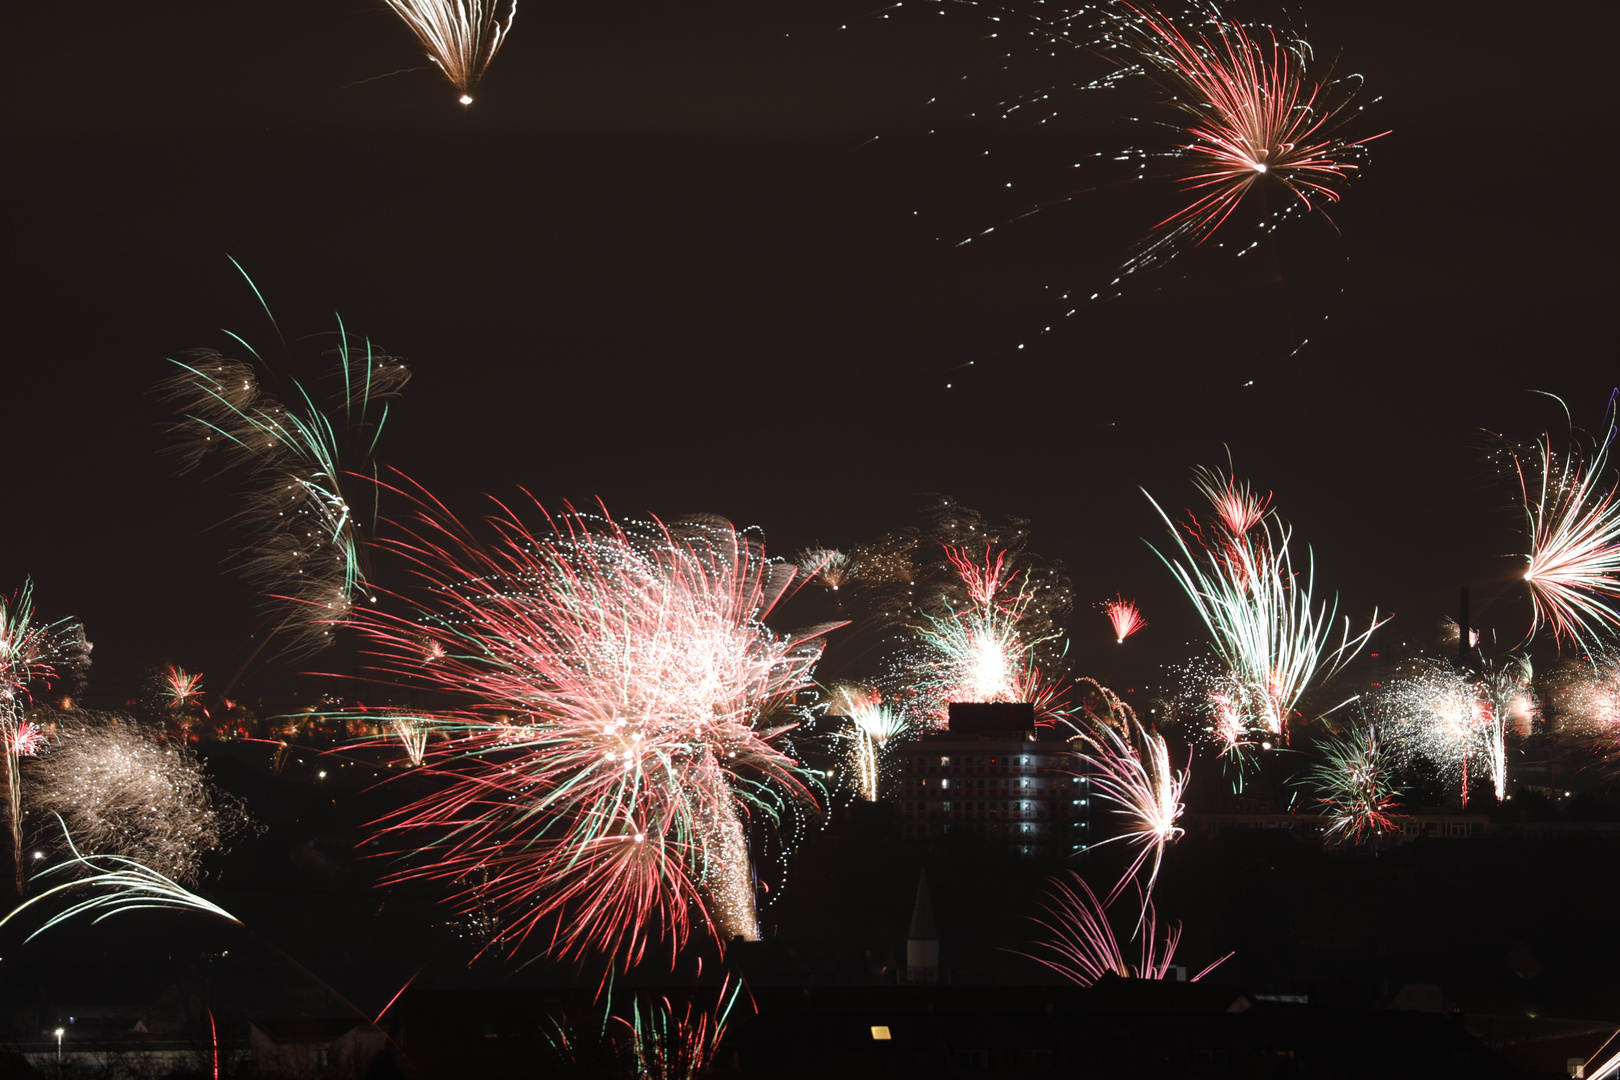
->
[1025, 870, 1230, 986]
[1501, 392, 1620, 652]
[1305, 721, 1402, 846]
[23, 711, 253, 886]
[1100, 595, 1147, 643]
[1381, 657, 1534, 805]
[379, 0, 516, 104]
[822, 682, 908, 802]
[797, 548, 853, 591]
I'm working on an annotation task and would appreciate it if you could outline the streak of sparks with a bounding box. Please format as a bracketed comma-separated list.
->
[1146, 467, 1383, 763]
[379, 0, 515, 103]
[1101, 595, 1147, 643]
[1508, 392, 1620, 652]
[1025, 871, 1230, 986]
[0, 818, 239, 944]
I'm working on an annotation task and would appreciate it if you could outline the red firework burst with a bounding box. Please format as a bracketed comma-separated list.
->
[350, 481, 838, 972]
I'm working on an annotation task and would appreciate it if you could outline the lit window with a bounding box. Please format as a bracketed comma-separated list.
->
[871, 1026, 892, 1041]
[940, 756, 951, 766]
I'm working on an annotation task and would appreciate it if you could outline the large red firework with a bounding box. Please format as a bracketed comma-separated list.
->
[351, 482, 838, 972]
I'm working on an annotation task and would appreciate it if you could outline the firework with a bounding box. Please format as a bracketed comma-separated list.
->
[623, 980, 743, 1080]
[1505, 393, 1620, 652]
[1025, 871, 1229, 986]
[379, 0, 515, 104]
[1381, 657, 1533, 805]
[894, 544, 1067, 727]
[155, 273, 408, 662]
[386, 715, 432, 767]
[823, 683, 907, 802]
[1110, 3, 1384, 262]
[158, 666, 205, 714]
[352, 485, 837, 971]
[1101, 596, 1147, 643]
[797, 548, 852, 592]
[1146, 467, 1383, 760]
[23, 711, 252, 885]
[931, 0, 1382, 297]
[0, 818, 238, 945]
[1, 581, 86, 895]
[1305, 721, 1402, 846]
[1066, 706, 1186, 901]
[1549, 649, 1620, 756]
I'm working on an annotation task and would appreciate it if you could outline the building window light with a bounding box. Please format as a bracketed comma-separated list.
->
[871, 1026, 892, 1041]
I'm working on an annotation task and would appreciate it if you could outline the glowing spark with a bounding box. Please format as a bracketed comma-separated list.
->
[823, 683, 907, 802]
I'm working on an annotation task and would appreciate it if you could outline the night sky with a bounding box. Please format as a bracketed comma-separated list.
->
[10, 0, 1615, 701]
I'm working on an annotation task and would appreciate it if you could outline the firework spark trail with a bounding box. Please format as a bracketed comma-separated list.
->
[796, 548, 852, 592]
[379, 0, 515, 104]
[385, 716, 432, 767]
[1146, 468, 1383, 762]
[822, 683, 908, 802]
[349, 480, 839, 971]
[24, 711, 253, 886]
[0, 817, 239, 945]
[1306, 721, 1401, 846]
[1101, 595, 1147, 643]
[1025, 870, 1229, 986]
[1065, 708, 1186, 903]
[159, 666, 206, 714]
[623, 978, 743, 1080]
[1507, 392, 1620, 652]
[155, 276, 408, 663]
[0, 582, 86, 895]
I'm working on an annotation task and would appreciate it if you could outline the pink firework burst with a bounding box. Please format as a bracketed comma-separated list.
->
[1508, 393, 1620, 651]
[1025, 871, 1230, 986]
[1101, 596, 1147, 644]
[1117, 2, 1387, 249]
[6, 722, 44, 758]
[351, 482, 839, 972]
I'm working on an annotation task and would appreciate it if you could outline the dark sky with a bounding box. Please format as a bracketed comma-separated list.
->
[8, 0, 1615, 701]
